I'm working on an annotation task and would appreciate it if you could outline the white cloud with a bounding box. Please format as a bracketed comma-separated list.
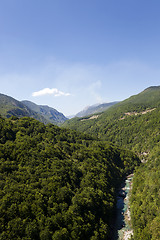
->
[32, 88, 71, 97]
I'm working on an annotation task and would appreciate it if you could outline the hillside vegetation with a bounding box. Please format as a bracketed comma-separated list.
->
[0, 116, 140, 240]
[63, 86, 160, 239]
[63, 86, 160, 156]
[22, 100, 67, 125]
[0, 94, 47, 122]
[0, 94, 67, 126]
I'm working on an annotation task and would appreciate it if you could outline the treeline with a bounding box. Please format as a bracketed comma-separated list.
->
[0, 116, 140, 240]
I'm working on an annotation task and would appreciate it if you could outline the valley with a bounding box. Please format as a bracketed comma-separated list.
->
[1, 0, 160, 239]
[0, 86, 160, 239]
[63, 86, 160, 239]
[0, 116, 140, 239]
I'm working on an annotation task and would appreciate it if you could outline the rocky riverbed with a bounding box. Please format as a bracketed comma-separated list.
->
[113, 174, 133, 240]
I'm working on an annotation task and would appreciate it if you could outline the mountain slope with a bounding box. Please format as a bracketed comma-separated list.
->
[22, 100, 67, 125]
[0, 93, 67, 125]
[63, 85, 160, 239]
[75, 101, 119, 117]
[0, 116, 140, 239]
[0, 93, 48, 124]
[63, 86, 160, 155]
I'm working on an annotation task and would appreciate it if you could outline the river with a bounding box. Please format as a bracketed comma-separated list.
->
[113, 174, 133, 240]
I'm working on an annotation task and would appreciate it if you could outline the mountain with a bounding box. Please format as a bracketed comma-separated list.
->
[66, 115, 75, 119]
[63, 86, 160, 153]
[0, 93, 48, 124]
[22, 100, 67, 125]
[75, 101, 119, 117]
[63, 85, 160, 161]
[63, 85, 160, 239]
[1, 86, 160, 239]
[0, 93, 67, 125]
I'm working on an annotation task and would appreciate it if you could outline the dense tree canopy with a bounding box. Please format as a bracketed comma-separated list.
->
[0, 116, 140, 240]
[63, 86, 160, 239]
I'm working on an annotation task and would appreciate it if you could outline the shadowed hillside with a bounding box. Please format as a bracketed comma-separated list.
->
[0, 94, 67, 125]
[22, 100, 68, 125]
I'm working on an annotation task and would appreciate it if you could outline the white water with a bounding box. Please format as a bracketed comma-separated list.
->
[113, 176, 133, 240]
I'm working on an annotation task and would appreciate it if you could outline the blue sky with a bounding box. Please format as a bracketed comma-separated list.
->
[0, 0, 160, 115]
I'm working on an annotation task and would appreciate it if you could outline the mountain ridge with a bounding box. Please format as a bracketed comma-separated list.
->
[75, 101, 119, 117]
[0, 93, 67, 125]
[63, 85, 160, 154]
[22, 100, 68, 124]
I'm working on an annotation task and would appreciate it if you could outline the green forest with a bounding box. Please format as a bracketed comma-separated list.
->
[63, 86, 160, 239]
[1, 86, 160, 239]
[0, 116, 140, 240]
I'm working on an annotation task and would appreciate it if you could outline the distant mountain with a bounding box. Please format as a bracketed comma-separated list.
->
[22, 100, 68, 125]
[0, 93, 49, 123]
[66, 115, 75, 119]
[0, 93, 67, 125]
[75, 101, 119, 117]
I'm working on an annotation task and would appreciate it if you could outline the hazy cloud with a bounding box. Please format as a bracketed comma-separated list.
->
[32, 88, 71, 97]
[89, 80, 103, 103]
